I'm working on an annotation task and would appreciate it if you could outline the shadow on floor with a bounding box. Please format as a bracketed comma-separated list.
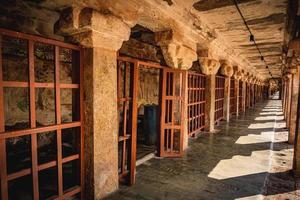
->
[106, 99, 297, 200]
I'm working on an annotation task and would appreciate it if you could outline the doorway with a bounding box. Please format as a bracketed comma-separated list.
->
[117, 56, 186, 185]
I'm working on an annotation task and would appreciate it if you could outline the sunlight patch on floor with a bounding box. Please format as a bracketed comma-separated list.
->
[235, 131, 273, 144]
[248, 122, 276, 129]
[208, 150, 271, 180]
[235, 194, 264, 200]
[259, 112, 279, 116]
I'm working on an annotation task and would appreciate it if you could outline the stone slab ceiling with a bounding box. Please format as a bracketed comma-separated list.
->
[192, 0, 287, 78]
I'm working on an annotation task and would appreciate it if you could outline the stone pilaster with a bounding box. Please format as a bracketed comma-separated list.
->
[242, 75, 247, 113]
[286, 74, 292, 129]
[199, 56, 220, 132]
[56, 8, 131, 199]
[233, 68, 242, 116]
[219, 61, 233, 122]
[288, 66, 299, 144]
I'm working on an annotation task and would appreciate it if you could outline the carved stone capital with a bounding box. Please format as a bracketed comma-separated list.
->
[55, 7, 131, 50]
[155, 30, 197, 69]
[219, 60, 233, 77]
[198, 57, 220, 75]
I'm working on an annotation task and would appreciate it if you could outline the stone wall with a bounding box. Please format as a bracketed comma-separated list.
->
[138, 67, 160, 115]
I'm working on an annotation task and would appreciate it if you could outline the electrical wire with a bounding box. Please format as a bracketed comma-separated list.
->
[232, 0, 273, 78]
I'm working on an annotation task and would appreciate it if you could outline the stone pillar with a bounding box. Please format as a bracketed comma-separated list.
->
[55, 8, 131, 199]
[242, 79, 246, 112]
[286, 74, 292, 129]
[235, 79, 240, 116]
[288, 40, 300, 175]
[155, 30, 197, 150]
[199, 57, 220, 132]
[251, 83, 255, 107]
[219, 61, 233, 122]
[233, 68, 242, 116]
[288, 67, 299, 144]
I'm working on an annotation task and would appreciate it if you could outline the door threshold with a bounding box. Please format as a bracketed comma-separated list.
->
[136, 152, 156, 166]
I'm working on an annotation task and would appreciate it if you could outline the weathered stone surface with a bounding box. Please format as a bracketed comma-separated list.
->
[155, 30, 197, 69]
[84, 47, 119, 199]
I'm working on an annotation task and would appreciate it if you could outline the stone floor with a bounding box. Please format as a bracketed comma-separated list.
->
[106, 98, 300, 200]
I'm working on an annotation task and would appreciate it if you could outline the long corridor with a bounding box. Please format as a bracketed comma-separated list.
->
[107, 98, 298, 200]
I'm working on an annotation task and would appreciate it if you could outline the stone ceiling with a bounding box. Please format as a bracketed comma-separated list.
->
[191, 0, 287, 78]
[0, 0, 288, 80]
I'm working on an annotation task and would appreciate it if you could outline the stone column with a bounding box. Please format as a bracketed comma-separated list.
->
[286, 74, 292, 129]
[288, 40, 300, 175]
[55, 8, 131, 199]
[288, 67, 299, 144]
[235, 79, 240, 116]
[219, 61, 233, 122]
[242, 78, 247, 112]
[199, 57, 220, 132]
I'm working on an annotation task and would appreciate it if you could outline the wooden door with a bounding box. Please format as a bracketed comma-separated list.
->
[117, 58, 138, 185]
[160, 68, 186, 157]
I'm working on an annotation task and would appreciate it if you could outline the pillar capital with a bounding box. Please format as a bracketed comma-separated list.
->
[198, 57, 220, 75]
[55, 7, 131, 50]
[233, 66, 242, 80]
[219, 60, 233, 77]
[155, 29, 197, 69]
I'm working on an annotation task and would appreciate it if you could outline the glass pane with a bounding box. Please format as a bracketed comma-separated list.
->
[174, 73, 182, 97]
[174, 100, 181, 125]
[63, 160, 80, 191]
[4, 87, 30, 131]
[166, 72, 173, 96]
[164, 100, 172, 124]
[118, 140, 130, 174]
[173, 129, 181, 152]
[6, 135, 31, 174]
[164, 129, 171, 151]
[34, 42, 55, 83]
[61, 89, 80, 123]
[8, 174, 33, 200]
[35, 88, 55, 127]
[118, 101, 131, 137]
[38, 131, 57, 164]
[59, 48, 80, 84]
[2, 35, 28, 82]
[39, 166, 58, 199]
[62, 127, 80, 158]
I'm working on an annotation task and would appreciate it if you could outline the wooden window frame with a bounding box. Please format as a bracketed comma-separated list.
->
[187, 72, 206, 137]
[0, 28, 84, 200]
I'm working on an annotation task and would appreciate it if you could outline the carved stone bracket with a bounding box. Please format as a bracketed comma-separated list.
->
[219, 60, 233, 77]
[55, 7, 131, 50]
[198, 57, 220, 75]
[155, 30, 197, 69]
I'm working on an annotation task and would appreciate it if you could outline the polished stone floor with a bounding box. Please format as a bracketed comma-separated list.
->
[107, 98, 299, 200]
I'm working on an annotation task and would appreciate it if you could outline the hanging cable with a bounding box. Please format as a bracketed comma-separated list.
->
[232, 0, 273, 78]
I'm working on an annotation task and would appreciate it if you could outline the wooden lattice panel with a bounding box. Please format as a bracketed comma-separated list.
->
[187, 72, 206, 137]
[0, 28, 83, 200]
[230, 78, 236, 115]
[239, 80, 243, 112]
[215, 76, 225, 123]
